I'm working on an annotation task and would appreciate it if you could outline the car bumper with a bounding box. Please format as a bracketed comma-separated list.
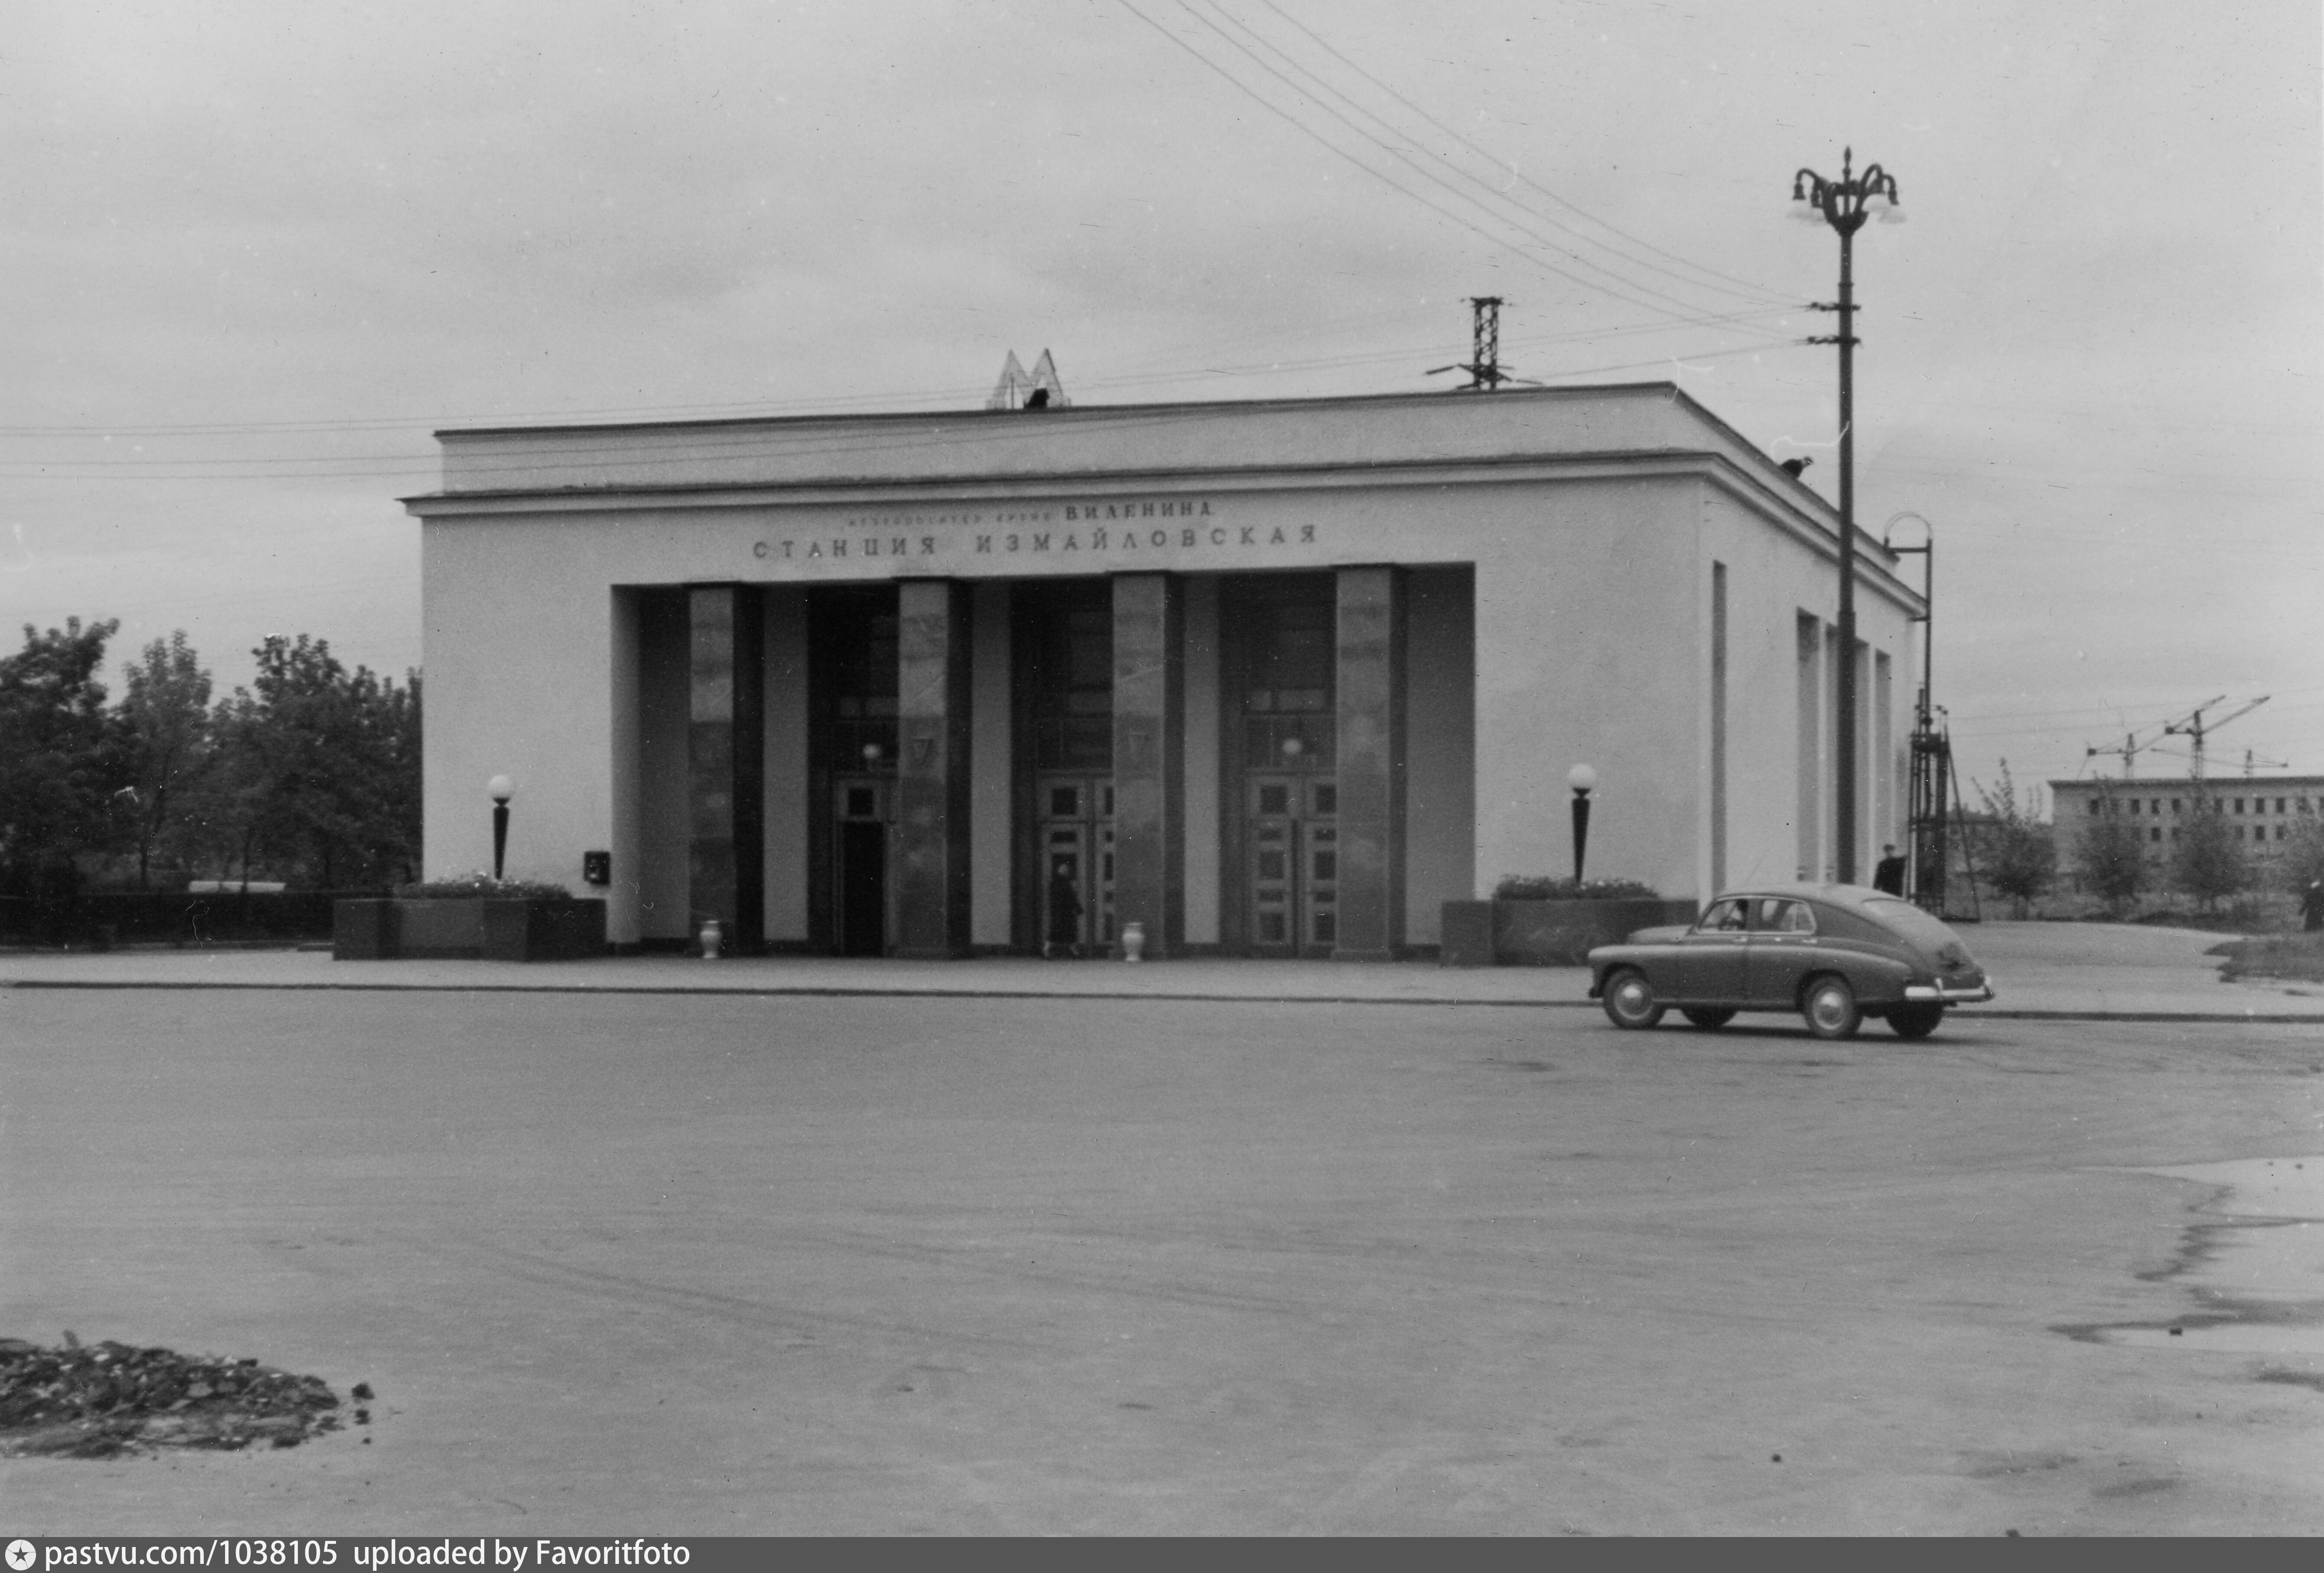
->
[1903, 978, 1995, 1005]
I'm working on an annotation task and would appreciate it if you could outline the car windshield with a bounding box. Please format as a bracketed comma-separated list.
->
[1862, 897, 1967, 952]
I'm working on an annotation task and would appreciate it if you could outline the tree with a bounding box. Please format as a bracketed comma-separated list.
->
[2075, 791, 2146, 917]
[117, 631, 213, 889]
[211, 635, 419, 888]
[2284, 814, 2324, 896]
[1972, 762, 2056, 918]
[0, 618, 128, 896]
[2171, 795, 2249, 913]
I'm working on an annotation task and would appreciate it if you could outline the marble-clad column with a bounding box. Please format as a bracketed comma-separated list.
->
[895, 579, 973, 957]
[1111, 573, 1184, 957]
[689, 585, 764, 952]
[1333, 567, 1405, 961]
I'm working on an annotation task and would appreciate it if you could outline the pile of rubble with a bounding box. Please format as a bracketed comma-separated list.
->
[0, 1334, 362, 1458]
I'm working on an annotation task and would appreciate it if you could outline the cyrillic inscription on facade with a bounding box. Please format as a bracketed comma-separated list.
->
[751, 499, 1323, 563]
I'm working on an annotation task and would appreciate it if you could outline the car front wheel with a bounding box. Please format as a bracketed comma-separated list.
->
[1887, 1003, 1943, 1040]
[1602, 969, 1665, 1030]
[1801, 976, 1861, 1040]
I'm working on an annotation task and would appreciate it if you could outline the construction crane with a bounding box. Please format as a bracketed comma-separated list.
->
[2161, 694, 2270, 782]
[2242, 748, 2291, 778]
[2082, 722, 2172, 779]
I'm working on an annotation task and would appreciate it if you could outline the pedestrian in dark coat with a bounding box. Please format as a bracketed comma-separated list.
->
[2303, 879, 2324, 933]
[1046, 863, 1085, 957]
[1873, 843, 1907, 896]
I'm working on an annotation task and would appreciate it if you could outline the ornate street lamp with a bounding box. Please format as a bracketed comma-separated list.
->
[1568, 764, 1597, 885]
[487, 775, 514, 881]
[1791, 148, 1903, 884]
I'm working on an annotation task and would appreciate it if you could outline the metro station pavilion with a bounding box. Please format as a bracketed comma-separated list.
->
[405, 383, 1922, 958]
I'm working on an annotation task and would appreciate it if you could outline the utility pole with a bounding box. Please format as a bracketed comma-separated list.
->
[1883, 512, 1942, 909]
[1792, 150, 1904, 884]
[1428, 296, 1510, 391]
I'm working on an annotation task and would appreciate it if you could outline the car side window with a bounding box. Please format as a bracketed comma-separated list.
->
[1753, 899, 1817, 934]
[1695, 899, 1747, 933]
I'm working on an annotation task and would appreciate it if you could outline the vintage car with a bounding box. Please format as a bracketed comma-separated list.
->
[1586, 883, 1994, 1040]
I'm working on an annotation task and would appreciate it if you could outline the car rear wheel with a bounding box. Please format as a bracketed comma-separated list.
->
[1681, 1008, 1735, 1029]
[1887, 1003, 1943, 1040]
[1602, 969, 1665, 1029]
[1801, 976, 1861, 1040]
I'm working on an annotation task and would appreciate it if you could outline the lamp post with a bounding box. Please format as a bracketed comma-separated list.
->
[1791, 148, 1903, 885]
[1568, 764, 1597, 885]
[487, 775, 514, 882]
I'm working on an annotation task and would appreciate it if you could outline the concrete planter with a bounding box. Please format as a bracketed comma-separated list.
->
[1439, 898, 1700, 967]
[334, 898, 606, 962]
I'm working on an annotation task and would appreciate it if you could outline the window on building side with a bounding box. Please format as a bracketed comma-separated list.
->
[2150, 827, 2161, 843]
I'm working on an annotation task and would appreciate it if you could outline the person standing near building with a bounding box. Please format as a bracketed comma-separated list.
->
[1874, 843, 1907, 896]
[1046, 860, 1085, 958]
[2302, 879, 2324, 932]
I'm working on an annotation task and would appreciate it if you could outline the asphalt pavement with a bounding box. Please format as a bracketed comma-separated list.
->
[3, 985, 2319, 1534]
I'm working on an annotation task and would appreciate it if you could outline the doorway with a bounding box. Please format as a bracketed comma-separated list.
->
[1224, 577, 1338, 956]
[1244, 774, 1338, 955]
[1038, 774, 1114, 954]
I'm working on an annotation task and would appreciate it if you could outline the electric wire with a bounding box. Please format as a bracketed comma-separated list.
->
[1165, 0, 1808, 335]
[1115, 0, 1802, 336]
[0, 339, 1805, 483]
[1249, 0, 1795, 308]
[1174, 0, 1795, 327]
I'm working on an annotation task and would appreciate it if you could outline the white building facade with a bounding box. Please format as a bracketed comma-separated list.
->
[405, 384, 1921, 957]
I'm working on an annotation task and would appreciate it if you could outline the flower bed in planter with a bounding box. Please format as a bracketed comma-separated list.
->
[333, 895, 605, 962]
[1439, 897, 1700, 967]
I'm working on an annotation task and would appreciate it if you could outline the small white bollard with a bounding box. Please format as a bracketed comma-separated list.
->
[699, 918, 722, 959]
[1120, 921, 1146, 962]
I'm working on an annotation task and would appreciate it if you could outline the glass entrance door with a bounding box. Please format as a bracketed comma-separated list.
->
[1245, 775, 1338, 956]
[1037, 775, 1113, 955]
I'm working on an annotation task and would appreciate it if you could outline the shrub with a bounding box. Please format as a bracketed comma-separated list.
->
[1492, 876, 1660, 901]
[394, 873, 573, 900]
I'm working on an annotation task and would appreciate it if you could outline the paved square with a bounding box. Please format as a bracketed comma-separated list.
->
[4, 988, 2321, 1533]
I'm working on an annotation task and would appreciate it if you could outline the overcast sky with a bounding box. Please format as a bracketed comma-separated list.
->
[4, 0, 2317, 808]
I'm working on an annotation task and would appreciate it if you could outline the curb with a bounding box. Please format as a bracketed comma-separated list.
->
[7, 977, 2324, 1023]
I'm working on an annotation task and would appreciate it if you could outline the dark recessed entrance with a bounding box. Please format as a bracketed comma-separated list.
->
[809, 586, 899, 955]
[1223, 575, 1337, 957]
[1012, 580, 1113, 955]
